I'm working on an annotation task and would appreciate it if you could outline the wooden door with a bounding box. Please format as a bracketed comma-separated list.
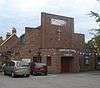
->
[61, 57, 73, 73]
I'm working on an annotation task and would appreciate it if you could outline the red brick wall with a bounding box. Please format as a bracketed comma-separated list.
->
[25, 27, 42, 49]
[21, 13, 85, 73]
[72, 33, 85, 51]
[0, 34, 21, 59]
[1, 34, 19, 52]
[72, 33, 85, 71]
[41, 13, 74, 49]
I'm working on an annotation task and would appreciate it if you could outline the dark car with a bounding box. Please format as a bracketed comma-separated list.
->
[30, 62, 47, 75]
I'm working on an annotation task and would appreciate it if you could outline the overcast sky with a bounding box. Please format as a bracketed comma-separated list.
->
[0, 0, 100, 42]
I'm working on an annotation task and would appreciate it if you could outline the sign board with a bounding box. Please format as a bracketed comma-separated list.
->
[59, 49, 76, 53]
[51, 19, 66, 26]
[22, 59, 31, 63]
[63, 54, 73, 56]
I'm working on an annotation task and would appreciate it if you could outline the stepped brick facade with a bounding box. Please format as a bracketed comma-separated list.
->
[19, 13, 85, 73]
[0, 13, 85, 73]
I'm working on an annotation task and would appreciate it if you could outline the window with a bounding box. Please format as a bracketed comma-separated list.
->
[85, 59, 89, 65]
[47, 56, 51, 66]
[20, 34, 26, 47]
[7, 62, 15, 66]
[32, 57, 41, 63]
[6, 51, 11, 55]
[84, 56, 90, 65]
[37, 58, 41, 63]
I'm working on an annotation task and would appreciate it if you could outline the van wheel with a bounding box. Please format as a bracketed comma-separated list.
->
[26, 74, 30, 77]
[4, 71, 7, 75]
[32, 72, 36, 75]
[11, 72, 15, 77]
[42, 72, 47, 75]
[45, 72, 47, 75]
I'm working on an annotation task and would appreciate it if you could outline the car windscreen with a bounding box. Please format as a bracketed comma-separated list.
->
[5, 61, 15, 66]
[35, 63, 46, 68]
[16, 61, 29, 67]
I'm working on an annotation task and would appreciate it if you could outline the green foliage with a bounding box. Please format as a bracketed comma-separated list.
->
[90, 11, 100, 23]
[88, 0, 100, 52]
[88, 11, 100, 52]
[95, 35, 100, 51]
[96, 17, 100, 22]
[86, 38, 95, 52]
[90, 11, 100, 18]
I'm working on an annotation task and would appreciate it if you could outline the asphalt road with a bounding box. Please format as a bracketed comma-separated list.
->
[0, 72, 100, 88]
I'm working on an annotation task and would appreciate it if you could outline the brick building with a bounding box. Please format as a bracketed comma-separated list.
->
[0, 13, 85, 73]
[19, 13, 85, 73]
[0, 28, 21, 62]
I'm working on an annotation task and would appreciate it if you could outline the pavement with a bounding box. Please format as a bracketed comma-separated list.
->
[0, 71, 100, 88]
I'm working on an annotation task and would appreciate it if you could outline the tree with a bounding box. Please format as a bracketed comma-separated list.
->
[90, 11, 100, 22]
[90, 11, 100, 34]
[89, 9, 100, 52]
[86, 38, 96, 53]
[95, 35, 100, 51]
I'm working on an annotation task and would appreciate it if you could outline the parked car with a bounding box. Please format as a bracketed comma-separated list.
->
[3, 60, 30, 77]
[30, 62, 47, 75]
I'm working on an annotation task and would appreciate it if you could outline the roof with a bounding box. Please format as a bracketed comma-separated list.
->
[0, 33, 17, 47]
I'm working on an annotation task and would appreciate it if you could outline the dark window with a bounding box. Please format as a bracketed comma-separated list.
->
[6, 62, 15, 66]
[6, 51, 11, 55]
[47, 56, 51, 66]
[33, 57, 41, 63]
[37, 58, 41, 63]
[9, 62, 15, 66]
[20, 34, 26, 47]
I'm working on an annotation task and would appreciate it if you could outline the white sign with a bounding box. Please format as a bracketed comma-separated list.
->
[51, 19, 66, 26]
[59, 49, 76, 53]
[85, 60, 89, 64]
[64, 54, 73, 56]
[22, 59, 31, 63]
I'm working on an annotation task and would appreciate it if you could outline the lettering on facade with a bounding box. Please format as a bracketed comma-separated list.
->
[59, 49, 76, 53]
[63, 54, 73, 56]
[51, 19, 66, 26]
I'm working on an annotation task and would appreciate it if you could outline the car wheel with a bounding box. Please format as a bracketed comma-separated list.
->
[30, 71, 33, 75]
[11, 72, 15, 77]
[4, 71, 7, 75]
[44, 72, 47, 75]
[32, 72, 36, 75]
[26, 74, 30, 77]
[24, 74, 27, 77]
[42, 72, 47, 76]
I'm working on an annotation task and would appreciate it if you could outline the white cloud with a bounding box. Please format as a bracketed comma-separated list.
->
[0, 0, 6, 10]
[0, 0, 5, 5]
[6, 0, 48, 12]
